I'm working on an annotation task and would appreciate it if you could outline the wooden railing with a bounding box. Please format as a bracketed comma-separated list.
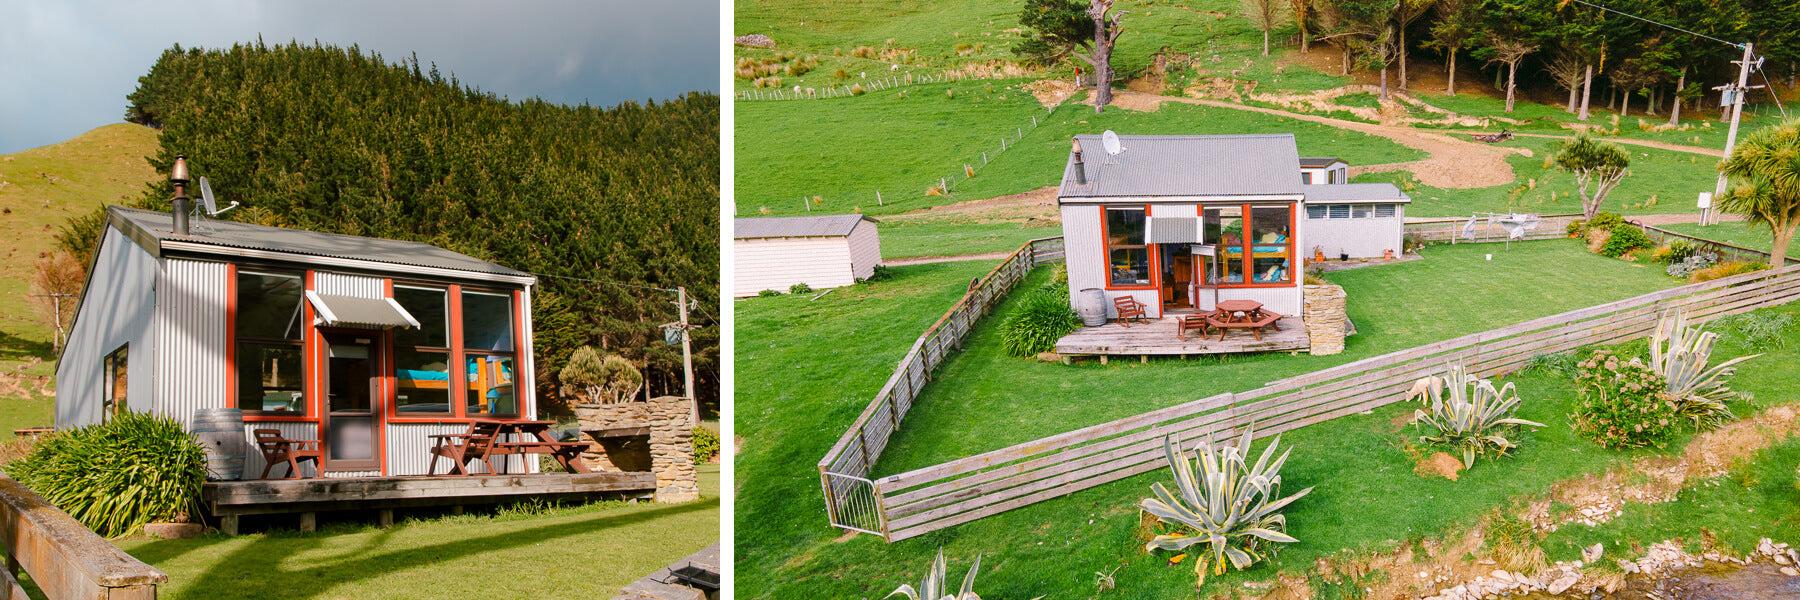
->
[1403, 214, 1583, 244]
[1631, 221, 1800, 266]
[817, 237, 1064, 534]
[848, 264, 1800, 541]
[0, 474, 167, 599]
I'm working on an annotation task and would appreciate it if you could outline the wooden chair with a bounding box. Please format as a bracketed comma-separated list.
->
[253, 429, 322, 480]
[1113, 296, 1149, 328]
[1178, 309, 1221, 340]
[427, 421, 504, 476]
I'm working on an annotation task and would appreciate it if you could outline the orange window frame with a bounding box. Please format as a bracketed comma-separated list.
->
[1101, 205, 1158, 291]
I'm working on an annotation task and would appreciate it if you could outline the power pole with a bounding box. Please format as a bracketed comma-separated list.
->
[677, 286, 697, 426]
[1709, 42, 1757, 226]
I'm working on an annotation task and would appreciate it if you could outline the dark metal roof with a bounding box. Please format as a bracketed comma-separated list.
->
[108, 206, 531, 278]
[1059, 134, 1306, 199]
[1299, 157, 1346, 168]
[733, 214, 876, 239]
[1302, 183, 1412, 204]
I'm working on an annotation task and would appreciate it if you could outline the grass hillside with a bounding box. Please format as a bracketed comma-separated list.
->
[0, 123, 160, 432]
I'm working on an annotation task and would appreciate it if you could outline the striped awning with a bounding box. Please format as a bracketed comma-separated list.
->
[305, 292, 420, 329]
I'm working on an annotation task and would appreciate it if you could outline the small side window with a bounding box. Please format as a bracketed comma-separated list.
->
[103, 344, 128, 421]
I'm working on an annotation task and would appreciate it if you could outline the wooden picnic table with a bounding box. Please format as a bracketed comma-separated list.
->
[1205, 300, 1284, 341]
[428, 419, 590, 476]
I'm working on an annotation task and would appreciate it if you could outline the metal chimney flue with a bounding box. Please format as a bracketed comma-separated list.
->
[169, 156, 190, 235]
[1071, 138, 1086, 185]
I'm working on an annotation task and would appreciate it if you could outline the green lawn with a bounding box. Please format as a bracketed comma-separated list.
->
[729, 239, 1800, 599]
[879, 219, 1062, 259]
[111, 465, 719, 599]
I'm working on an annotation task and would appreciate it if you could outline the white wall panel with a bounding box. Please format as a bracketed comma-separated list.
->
[56, 227, 159, 428]
[845, 221, 882, 279]
[733, 237, 856, 296]
[154, 259, 229, 429]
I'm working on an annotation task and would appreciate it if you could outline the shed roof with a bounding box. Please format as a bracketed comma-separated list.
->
[107, 206, 532, 280]
[1299, 157, 1346, 168]
[733, 214, 876, 239]
[1302, 183, 1412, 204]
[1059, 134, 1306, 199]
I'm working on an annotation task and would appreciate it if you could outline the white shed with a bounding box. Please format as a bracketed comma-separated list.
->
[1302, 183, 1411, 259]
[1300, 157, 1348, 185]
[733, 214, 881, 297]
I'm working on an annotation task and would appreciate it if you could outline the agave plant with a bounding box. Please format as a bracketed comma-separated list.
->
[1407, 363, 1545, 467]
[1650, 311, 1761, 428]
[887, 548, 981, 600]
[1138, 425, 1313, 586]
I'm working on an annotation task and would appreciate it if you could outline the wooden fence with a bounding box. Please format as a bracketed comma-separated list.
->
[839, 262, 1800, 541]
[1632, 221, 1800, 266]
[1404, 214, 1583, 244]
[817, 237, 1065, 534]
[0, 473, 166, 599]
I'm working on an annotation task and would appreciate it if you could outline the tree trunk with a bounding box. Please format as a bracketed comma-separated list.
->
[1620, 89, 1629, 118]
[1379, 66, 1389, 100]
[1567, 82, 1579, 114]
[1398, 28, 1408, 89]
[1091, 8, 1113, 114]
[1341, 48, 1350, 76]
[1447, 50, 1458, 96]
[1773, 223, 1794, 268]
[1669, 69, 1685, 126]
[1579, 63, 1593, 120]
[1505, 61, 1518, 113]
[1263, 29, 1271, 57]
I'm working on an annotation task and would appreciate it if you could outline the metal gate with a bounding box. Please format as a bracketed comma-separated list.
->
[821, 471, 884, 536]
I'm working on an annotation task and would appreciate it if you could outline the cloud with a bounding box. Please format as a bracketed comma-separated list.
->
[0, 0, 719, 154]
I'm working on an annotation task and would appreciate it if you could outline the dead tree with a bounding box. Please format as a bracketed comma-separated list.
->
[1485, 35, 1539, 113]
[1076, 0, 1127, 113]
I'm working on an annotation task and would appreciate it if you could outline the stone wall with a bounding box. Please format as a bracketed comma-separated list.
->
[1304, 284, 1348, 356]
[574, 397, 698, 503]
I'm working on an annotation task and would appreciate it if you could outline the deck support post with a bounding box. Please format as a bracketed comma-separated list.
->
[450, 505, 464, 516]
[378, 509, 395, 528]
[1140, 355, 1147, 364]
[1099, 356, 1108, 365]
[299, 512, 316, 532]
[220, 515, 239, 536]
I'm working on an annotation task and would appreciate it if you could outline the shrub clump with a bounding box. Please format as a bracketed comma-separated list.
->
[1690, 261, 1769, 283]
[1569, 350, 1680, 449]
[7, 411, 206, 537]
[1406, 364, 1545, 466]
[692, 426, 720, 462]
[788, 282, 814, 294]
[757, 289, 781, 297]
[999, 289, 1081, 358]
[1712, 311, 1796, 352]
[1666, 252, 1719, 278]
[1599, 224, 1655, 257]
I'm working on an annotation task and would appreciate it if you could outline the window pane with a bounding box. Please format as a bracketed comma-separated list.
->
[1250, 206, 1292, 283]
[393, 286, 448, 347]
[237, 342, 304, 413]
[1329, 204, 1350, 219]
[394, 349, 451, 414]
[461, 291, 515, 352]
[1307, 205, 1327, 219]
[1109, 247, 1150, 286]
[465, 355, 518, 415]
[1203, 207, 1243, 245]
[1376, 204, 1397, 218]
[1106, 209, 1145, 246]
[1352, 204, 1373, 218]
[237, 272, 304, 340]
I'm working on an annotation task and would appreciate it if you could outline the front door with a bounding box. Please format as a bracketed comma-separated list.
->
[322, 332, 381, 472]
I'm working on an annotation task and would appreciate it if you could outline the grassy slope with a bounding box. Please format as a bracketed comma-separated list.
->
[731, 240, 1790, 598]
[111, 464, 719, 599]
[0, 123, 160, 432]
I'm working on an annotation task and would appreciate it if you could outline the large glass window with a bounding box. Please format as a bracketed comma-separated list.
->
[460, 290, 518, 416]
[1204, 205, 1292, 286]
[1105, 208, 1151, 287]
[1204, 206, 1245, 283]
[393, 286, 447, 347]
[392, 285, 452, 415]
[235, 271, 306, 414]
[1250, 206, 1293, 283]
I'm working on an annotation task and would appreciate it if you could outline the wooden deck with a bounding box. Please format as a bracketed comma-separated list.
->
[203, 471, 656, 533]
[1054, 316, 1309, 359]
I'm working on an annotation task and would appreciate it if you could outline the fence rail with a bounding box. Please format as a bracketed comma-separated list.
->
[835, 261, 1800, 541]
[1403, 214, 1583, 244]
[818, 237, 1064, 535]
[1632, 221, 1800, 266]
[0, 473, 167, 599]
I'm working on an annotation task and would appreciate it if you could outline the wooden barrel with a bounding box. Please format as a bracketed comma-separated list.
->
[1074, 288, 1108, 327]
[191, 408, 246, 481]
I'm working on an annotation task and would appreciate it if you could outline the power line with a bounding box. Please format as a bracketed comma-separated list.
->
[1562, 0, 1740, 49]
[527, 270, 718, 326]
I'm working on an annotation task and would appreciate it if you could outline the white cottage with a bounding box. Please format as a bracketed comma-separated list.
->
[1300, 157, 1349, 185]
[1058, 133, 1409, 320]
[57, 206, 540, 478]
[733, 214, 881, 297]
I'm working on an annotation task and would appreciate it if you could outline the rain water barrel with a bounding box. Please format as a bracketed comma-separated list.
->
[1074, 288, 1108, 327]
[192, 408, 246, 481]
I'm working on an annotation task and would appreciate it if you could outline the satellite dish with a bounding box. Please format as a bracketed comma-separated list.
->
[198, 176, 217, 215]
[1101, 130, 1122, 156]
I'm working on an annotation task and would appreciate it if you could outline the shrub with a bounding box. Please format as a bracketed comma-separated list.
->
[1139, 426, 1313, 586]
[1650, 311, 1758, 429]
[889, 548, 982, 600]
[1667, 252, 1719, 278]
[7, 411, 206, 537]
[1570, 351, 1681, 449]
[1521, 350, 1579, 378]
[560, 346, 644, 404]
[864, 264, 895, 283]
[692, 426, 720, 462]
[1599, 224, 1654, 257]
[1691, 261, 1769, 283]
[999, 289, 1081, 357]
[788, 282, 813, 294]
[757, 289, 781, 297]
[1711, 310, 1797, 352]
[1405, 364, 1546, 466]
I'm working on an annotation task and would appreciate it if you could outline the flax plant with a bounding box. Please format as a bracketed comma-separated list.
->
[887, 548, 982, 600]
[1650, 311, 1760, 429]
[1407, 363, 1545, 467]
[1139, 425, 1313, 586]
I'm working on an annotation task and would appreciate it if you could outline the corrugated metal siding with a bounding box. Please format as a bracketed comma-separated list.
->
[155, 259, 229, 429]
[383, 423, 525, 475]
[314, 272, 385, 299]
[845, 221, 882, 280]
[56, 227, 160, 428]
[325, 471, 380, 478]
[732, 237, 856, 297]
[1061, 205, 1105, 301]
[1210, 286, 1301, 316]
[241, 421, 319, 479]
[1306, 216, 1404, 259]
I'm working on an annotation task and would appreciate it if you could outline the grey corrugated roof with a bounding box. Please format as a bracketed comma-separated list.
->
[733, 214, 875, 239]
[108, 206, 530, 277]
[1059, 134, 1306, 199]
[1302, 183, 1412, 204]
[1299, 157, 1346, 168]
